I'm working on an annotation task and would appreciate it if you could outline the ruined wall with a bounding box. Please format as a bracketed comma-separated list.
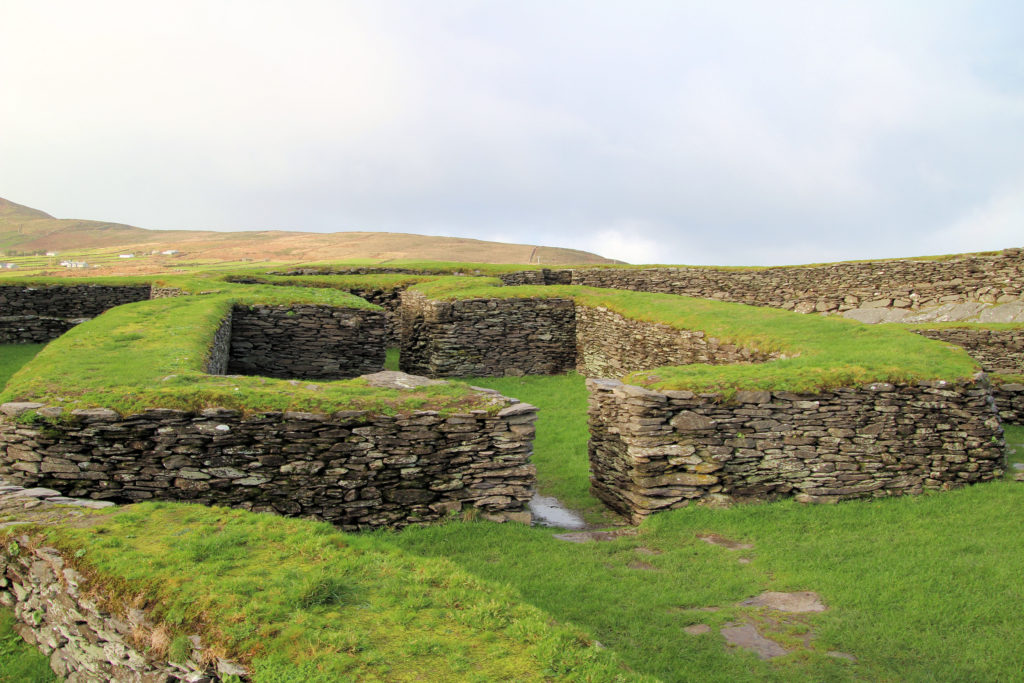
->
[0, 398, 537, 531]
[399, 291, 577, 377]
[499, 247, 1024, 315]
[0, 285, 152, 343]
[574, 305, 780, 378]
[587, 376, 1004, 523]
[227, 305, 386, 380]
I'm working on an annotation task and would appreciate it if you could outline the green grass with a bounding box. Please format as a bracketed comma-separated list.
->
[409, 279, 981, 395]
[466, 372, 618, 525]
[12, 503, 636, 682]
[0, 345, 44, 387]
[0, 609, 56, 682]
[384, 394, 1024, 683]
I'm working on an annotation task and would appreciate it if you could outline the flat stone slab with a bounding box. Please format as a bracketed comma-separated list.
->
[0, 402, 44, 416]
[697, 533, 753, 550]
[683, 624, 711, 635]
[740, 591, 827, 613]
[720, 623, 787, 659]
[9, 488, 63, 499]
[360, 371, 447, 389]
[553, 528, 638, 543]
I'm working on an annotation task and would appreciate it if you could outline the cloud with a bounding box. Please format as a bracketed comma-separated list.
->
[932, 181, 1024, 254]
[1, 1, 1023, 265]
[582, 225, 663, 265]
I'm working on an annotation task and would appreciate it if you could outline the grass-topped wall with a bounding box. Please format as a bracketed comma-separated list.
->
[0, 284, 538, 528]
[404, 277, 982, 394]
[400, 277, 1004, 516]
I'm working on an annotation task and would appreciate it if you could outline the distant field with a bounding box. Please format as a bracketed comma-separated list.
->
[0, 196, 618, 271]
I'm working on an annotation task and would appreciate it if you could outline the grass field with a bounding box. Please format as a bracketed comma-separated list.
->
[4, 345, 1024, 681]
[388, 376, 1024, 682]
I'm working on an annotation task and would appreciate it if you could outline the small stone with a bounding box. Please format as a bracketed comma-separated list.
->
[739, 591, 826, 613]
[670, 410, 716, 431]
[720, 622, 787, 659]
[684, 624, 711, 635]
[496, 402, 537, 418]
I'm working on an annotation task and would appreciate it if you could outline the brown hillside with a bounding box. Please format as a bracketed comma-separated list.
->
[0, 197, 619, 269]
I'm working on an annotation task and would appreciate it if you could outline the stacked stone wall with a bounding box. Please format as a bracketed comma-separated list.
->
[587, 376, 1004, 523]
[913, 328, 1024, 375]
[205, 313, 233, 375]
[907, 327, 1024, 424]
[227, 305, 385, 380]
[574, 305, 780, 378]
[399, 291, 577, 377]
[0, 316, 81, 344]
[499, 269, 574, 286]
[993, 383, 1024, 424]
[497, 247, 1024, 314]
[0, 399, 537, 531]
[0, 285, 152, 343]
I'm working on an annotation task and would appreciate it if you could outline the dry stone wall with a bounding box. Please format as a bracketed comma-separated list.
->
[227, 304, 386, 380]
[0, 395, 537, 531]
[993, 382, 1024, 424]
[0, 315, 81, 344]
[912, 328, 1024, 375]
[399, 291, 577, 377]
[587, 376, 1005, 523]
[498, 247, 1024, 315]
[205, 313, 232, 375]
[0, 285, 152, 343]
[574, 305, 780, 378]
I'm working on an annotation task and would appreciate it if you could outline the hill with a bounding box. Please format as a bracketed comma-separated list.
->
[0, 196, 617, 268]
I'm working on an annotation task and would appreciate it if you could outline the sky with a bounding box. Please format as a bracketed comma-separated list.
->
[2, 1, 1023, 265]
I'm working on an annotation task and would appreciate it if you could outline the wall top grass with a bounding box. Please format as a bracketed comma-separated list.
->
[407, 278, 982, 396]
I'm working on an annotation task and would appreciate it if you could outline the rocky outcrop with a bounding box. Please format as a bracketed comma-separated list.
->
[587, 375, 1004, 523]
